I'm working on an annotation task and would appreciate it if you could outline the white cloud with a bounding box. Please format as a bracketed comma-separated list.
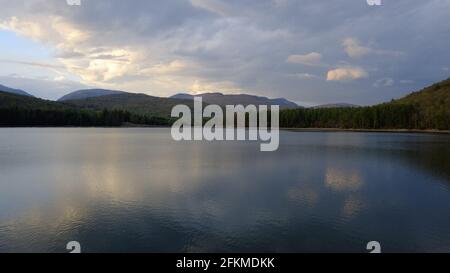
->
[0, 16, 90, 45]
[326, 66, 368, 81]
[189, 79, 243, 94]
[343, 38, 371, 58]
[293, 73, 319, 79]
[343, 37, 403, 59]
[0, 16, 190, 88]
[53, 75, 65, 81]
[286, 52, 322, 66]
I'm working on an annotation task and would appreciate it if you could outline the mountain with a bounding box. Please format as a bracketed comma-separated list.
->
[392, 77, 450, 108]
[0, 91, 65, 110]
[0, 91, 170, 126]
[62, 92, 195, 117]
[170, 92, 299, 109]
[280, 77, 449, 130]
[0, 84, 34, 97]
[171, 93, 195, 100]
[63, 90, 300, 119]
[389, 77, 450, 128]
[58, 89, 126, 101]
[312, 103, 359, 109]
[2, 77, 448, 129]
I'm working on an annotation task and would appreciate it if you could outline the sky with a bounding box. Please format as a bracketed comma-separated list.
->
[0, 0, 449, 105]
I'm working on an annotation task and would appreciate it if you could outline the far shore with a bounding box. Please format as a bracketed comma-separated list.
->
[1, 126, 449, 135]
[282, 128, 450, 134]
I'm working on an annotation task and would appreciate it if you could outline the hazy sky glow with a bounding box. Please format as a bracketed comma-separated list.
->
[0, 0, 449, 105]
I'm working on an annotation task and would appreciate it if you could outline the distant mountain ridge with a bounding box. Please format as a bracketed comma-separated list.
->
[2, 77, 448, 129]
[61, 92, 195, 118]
[0, 91, 66, 110]
[0, 91, 170, 126]
[56, 89, 299, 119]
[312, 103, 359, 109]
[170, 92, 299, 109]
[0, 84, 34, 97]
[58, 89, 126, 101]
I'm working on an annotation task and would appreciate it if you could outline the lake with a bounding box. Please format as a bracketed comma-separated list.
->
[0, 128, 449, 253]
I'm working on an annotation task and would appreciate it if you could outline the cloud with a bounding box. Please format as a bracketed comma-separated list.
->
[0, 15, 187, 86]
[374, 78, 394, 87]
[190, 0, 231, 16]
[53, 75, 66, 81]
[343, 37, 403, 59]
[343, 38, 371, 58]
[0, 16, 46, 41]
[286, 52, 322, 66]
[294, 73, 320, 79]
[0, 59, 65, 70]
[0, 16, 90, 45]
[326, 67, 368, 81]
[0, 0, 448, 104]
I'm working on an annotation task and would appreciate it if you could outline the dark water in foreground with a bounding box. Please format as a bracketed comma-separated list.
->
[0, 128, 449, 253]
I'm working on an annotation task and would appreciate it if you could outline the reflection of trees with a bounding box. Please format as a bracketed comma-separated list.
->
[399, 146, 450, 183]
[362, 140, 450, 185]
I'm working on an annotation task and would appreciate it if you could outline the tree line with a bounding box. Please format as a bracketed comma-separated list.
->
[279, 103, 449, 130]
[0, 107, 171, 127]
[1, 100, 448, 130]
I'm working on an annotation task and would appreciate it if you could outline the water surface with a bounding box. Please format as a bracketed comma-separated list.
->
[0, 128, 449, 252]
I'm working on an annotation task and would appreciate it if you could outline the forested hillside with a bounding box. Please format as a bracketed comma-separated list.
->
[391, 78, 450, 129]
[279, 78, 450, 130]
[1, 77, 449, 129]
[63, 93, 195, 117]
[0, 92, 170, 127]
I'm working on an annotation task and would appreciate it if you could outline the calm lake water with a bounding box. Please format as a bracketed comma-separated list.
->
[0, 128, 449, 253]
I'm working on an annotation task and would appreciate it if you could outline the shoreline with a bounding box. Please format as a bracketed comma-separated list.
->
[282, 128, 450, 134]
[1, 126, 449, 134]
